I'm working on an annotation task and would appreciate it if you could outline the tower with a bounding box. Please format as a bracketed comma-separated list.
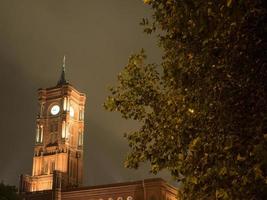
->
[20, 58, 86, 192]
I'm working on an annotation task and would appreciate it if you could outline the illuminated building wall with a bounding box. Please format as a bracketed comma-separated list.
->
[20, 67, 86, 192]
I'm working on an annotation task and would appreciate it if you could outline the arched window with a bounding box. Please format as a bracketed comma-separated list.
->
[36, 125, 43, 143]
[78, 130, 83, 147]
[62, 121, 65, 138]
[40, 125, 43, 143]
[66, 123, 70, 139]
[63, 97, 67, 111]
[36, 125, 40, 143]
[79, 109, 84, 121]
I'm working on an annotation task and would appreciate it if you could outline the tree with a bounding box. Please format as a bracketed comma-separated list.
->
[104, 0, 267, 199]
[0, 182, 20, 200]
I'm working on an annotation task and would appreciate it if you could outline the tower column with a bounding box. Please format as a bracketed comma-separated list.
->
[19, 59, 86, 192]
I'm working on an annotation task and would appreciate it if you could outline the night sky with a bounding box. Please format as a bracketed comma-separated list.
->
[0, 0, 174, 187]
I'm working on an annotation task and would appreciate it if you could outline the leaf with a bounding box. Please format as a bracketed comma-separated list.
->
[219, 167, 227, 176]
[189, 176, 198, 184]
[189, 137, 201, 151]
[227, 0, 232, 7]
[237, 154, 246, 161]
[216, 189, 229, 199]
[143, 0, 151, 4]
[254, 164, 263, 180]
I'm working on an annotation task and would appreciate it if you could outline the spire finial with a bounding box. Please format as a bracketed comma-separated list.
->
[63, 55, 66, 72]
[57, 55, 68, 85]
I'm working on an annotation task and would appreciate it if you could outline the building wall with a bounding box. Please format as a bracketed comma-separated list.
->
[21, 84, 86, 192]
[20, 178, 178, 200]
[20, 190, 53, 200]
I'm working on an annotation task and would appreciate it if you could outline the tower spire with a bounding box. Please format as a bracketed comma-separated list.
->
[57, 55, 68, 85]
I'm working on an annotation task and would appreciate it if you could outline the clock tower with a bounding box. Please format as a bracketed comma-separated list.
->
[20, 58, 86, 192]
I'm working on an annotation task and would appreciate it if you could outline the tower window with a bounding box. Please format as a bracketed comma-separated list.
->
[66, 123, 70, 139]
[62, 121, 66, 138]
[78, 132, 83, 147]
[70, 106, 75, 118]
[36, 125, 43, 143]
[79, 110, 84, 121]
[63, 97, 67, 111]
[40, 125, 43, 143]
[36, 125, 40, 143]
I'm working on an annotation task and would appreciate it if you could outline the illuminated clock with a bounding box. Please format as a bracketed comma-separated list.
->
[50, 105, 60, 115]
[70, 106, 74, 117]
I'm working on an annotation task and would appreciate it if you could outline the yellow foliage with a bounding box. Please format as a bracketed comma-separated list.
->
[143, 0, 151, 4]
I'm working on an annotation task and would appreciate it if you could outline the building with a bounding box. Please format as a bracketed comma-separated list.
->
[19, 59, 178, 200]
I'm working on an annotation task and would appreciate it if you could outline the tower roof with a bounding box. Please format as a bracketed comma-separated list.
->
[57, 56, 68, 86]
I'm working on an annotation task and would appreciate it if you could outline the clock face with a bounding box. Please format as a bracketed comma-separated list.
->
[51, 105, 60, 115]
[70, 106, 74, 117]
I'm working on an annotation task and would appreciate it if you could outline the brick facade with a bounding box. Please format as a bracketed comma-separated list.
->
[20, 177, 178, 200]
[19, 68, 178, 200]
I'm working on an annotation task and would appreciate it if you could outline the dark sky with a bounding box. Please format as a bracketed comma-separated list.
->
[0, 0, 174, 187]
